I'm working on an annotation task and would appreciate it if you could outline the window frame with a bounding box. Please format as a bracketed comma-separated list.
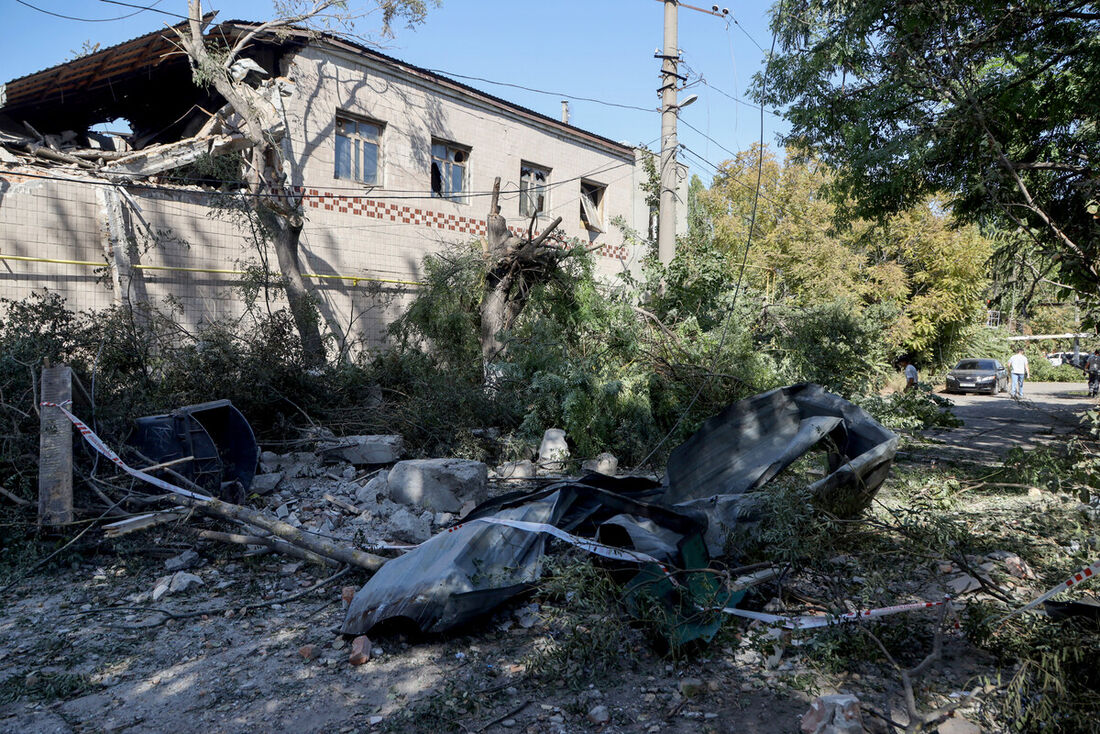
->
[334, 113, 384, 186]
[579, 179, 606, 233]
[430, 139, 471, 203]
[519, 162, 551, 218]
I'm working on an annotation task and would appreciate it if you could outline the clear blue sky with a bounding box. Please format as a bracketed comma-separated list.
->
[2, 0, 788, 183]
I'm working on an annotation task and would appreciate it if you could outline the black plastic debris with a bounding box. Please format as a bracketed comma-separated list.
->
[341, 384, 899, 639]
[129, 399, 258, 501]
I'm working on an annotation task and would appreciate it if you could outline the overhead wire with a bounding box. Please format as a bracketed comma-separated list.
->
[14, 0, 172, 22]
[421, 69, 656, 114]
[634, 5, 785, 472]
[97, 0, 187, 21]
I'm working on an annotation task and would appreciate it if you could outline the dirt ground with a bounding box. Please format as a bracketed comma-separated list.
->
[0, 386, 1095, 733]
[920, 381, 1095, 462]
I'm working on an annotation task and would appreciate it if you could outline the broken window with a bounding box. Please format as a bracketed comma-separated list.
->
[519, 163, 550, 217]
[580, 180, 606, 233]
[335, 115, 382, 185]
[430, 140, 469, 202]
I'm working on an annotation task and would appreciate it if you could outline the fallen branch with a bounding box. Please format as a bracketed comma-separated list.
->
[67, 565, 353, 629]
[0, 486, 30, 506]
[173, 493, 387, 571]
[186, 526, 340, 568]
[860, 601, 983, 732]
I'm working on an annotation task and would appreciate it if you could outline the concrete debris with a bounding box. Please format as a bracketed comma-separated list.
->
[514, 603, 540, 629]
[250, 472, 284, 495]
[936, 717, 982, 734]
[496, 459, 537, 479]
[387, 507, 431, 544]
[164, 549, 201, 573]
[356, 473, 388, 505]
[386, 459, 488, 513]
[581, 452, 618, 476]
[152, 571, 204, 601]
[587, 705, 610, 725]
[946, 574, 982, 595]
[538, 429, 569, 472]
[1003, 554, 1034, 579]
[800, 694, 864, 734]
[320, 435, 404, 466]
[348, 635, 371, 665]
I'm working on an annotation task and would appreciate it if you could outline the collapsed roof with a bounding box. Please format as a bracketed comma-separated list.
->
[0, 18, 633, 156]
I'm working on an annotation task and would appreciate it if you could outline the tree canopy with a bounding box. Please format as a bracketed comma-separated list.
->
[756, 0, 1100, 302]
[696, 146, 991, 362]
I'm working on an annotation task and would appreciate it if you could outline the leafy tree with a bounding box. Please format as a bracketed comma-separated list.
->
[756, 0, 1100, 300]
[176, 0, 436, 366]
[699, 146, 991, 363]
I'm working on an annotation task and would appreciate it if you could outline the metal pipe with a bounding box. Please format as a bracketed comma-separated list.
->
[0, 254, 420, 287]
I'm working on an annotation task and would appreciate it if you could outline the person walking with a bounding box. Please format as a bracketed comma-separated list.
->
[899, 355, 918, 392]
[1008, 347, 1030, 398]
[1085, 349, 1100, 397]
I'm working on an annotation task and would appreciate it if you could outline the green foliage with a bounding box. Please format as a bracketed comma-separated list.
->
[1027, 360, 1084, 383]
[968, 605, 1100, 733]
[700, 146, 992, 368]
[0, 671, 93, 705]
[857, 386, 962, 432]
[758, 0, 1100, 298]
[1004, 440, 1100, 504]
[524, 557, 643, 684]
[770, 300, 893, 397]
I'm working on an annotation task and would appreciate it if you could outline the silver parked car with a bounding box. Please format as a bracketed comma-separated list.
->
[945, 358, 1009, 395]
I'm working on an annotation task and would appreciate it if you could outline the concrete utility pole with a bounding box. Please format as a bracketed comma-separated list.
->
[657, 0, 680, 265]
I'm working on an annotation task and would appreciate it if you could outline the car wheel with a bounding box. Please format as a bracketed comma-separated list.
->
[992, 381, 999, 395]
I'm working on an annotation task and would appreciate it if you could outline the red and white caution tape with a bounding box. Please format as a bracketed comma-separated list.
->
[45, 400, 1100, 630]
[718, 598, 951, 630]
[41, 400, 213, 502]
[998, 558, 1100, 623]
[453, 516, 673, 570]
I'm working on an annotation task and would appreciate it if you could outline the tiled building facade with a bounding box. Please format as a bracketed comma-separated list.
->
[0, 28, 682, 349]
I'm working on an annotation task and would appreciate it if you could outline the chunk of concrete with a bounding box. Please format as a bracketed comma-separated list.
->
[581, 452, 618, 476]
[387, 459, 487, 513]
[323, 435, 404, 465]
[800, 694, 864, 734]
[496, 460, 537, 479]
[388, 507, 431, 544]
[164, 549, 200, 573]
[538, 429, 569, 471]
[250, 471, 284, 495]
[937, 717, 982, 734]
[356, 473, 388, 505]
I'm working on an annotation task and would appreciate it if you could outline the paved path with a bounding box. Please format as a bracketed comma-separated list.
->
[918, 382, 1096, 463]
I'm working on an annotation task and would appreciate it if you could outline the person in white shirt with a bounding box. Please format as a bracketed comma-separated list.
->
[899, 355, 918, 392]
[1008, 348, 1030, 398]
[1085, 349, 1100, 397]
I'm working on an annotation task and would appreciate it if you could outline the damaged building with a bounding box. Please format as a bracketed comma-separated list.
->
[0, 20, 680, 347]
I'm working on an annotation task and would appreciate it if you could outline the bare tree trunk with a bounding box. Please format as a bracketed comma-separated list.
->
[257, 206, 325, 366]
[479, 178, 563, 384]
[180, 2, 326, 367]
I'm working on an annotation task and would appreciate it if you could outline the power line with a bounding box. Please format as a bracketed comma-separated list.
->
[423, 68, 656, 114]
[697, 79, 782, 118]
[634, 8, 784, 472]
[97, 0, 190, 21]
[14, 0, 171, 22]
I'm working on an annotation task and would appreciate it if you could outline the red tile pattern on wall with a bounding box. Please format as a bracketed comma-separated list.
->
[298, 187, 627, 260]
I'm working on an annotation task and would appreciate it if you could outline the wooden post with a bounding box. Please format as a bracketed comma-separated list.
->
[38, 365, 74, 526]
